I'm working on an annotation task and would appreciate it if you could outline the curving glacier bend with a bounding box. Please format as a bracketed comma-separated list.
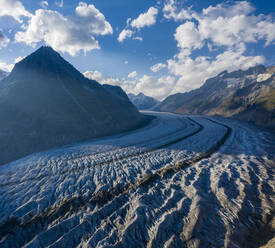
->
[0, 111, 274, 247]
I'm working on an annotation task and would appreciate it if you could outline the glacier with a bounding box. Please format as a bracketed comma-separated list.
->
[0, 111, 274, 247]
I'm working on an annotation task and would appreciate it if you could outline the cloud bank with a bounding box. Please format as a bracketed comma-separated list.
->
[0, 0, 32, 23]
[15, 2, 113, 55]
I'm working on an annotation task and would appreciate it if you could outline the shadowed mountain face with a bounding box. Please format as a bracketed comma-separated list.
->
[0, 69, 8, 80]
[0, 46, 146, 165]
[128, 92, 160, 110]
[103, 84, 130, 101]
[156, 65, 275, 129]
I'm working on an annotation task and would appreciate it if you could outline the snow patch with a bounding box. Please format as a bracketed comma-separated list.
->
[225, 78, 242, 88]
[256, 73, 272, 82]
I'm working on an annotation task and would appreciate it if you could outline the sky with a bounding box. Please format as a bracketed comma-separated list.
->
[0, 0, 274, 100]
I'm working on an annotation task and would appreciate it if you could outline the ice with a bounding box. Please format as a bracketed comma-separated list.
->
[0, 111, 274, 248]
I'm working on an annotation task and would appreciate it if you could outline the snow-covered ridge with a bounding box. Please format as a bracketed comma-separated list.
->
[225, 71, 273, 88]
[225, 73, 273, 88]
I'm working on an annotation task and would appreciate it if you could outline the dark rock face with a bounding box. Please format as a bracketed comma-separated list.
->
[103, 84, 130, 101]
[156, 65, 275, 129]
[128, 92, 160, 110]
[0, 46, 146, 165]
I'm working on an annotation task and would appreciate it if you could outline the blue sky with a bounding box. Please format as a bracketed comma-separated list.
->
[0, 0, 274, 99]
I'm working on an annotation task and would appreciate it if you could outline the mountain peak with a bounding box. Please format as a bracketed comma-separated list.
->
[17, 46, 61, 65]
[19, 46, 63, 64]
[137, 92, 145, 97]
[31, 46, 60, 58]
[37, 45, 56, 52]
[10, 46, 83, 80]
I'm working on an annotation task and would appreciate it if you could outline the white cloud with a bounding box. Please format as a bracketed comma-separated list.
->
[131, 7, 158, 29]
[170, 1, 275, 53]
[40, 1, 48, 8]
[201, 1, 255, 18]
[128, 71, 137, 78]
[15, 2, 113, 56]
[120, 75, 175, 100]
[132, 75, 175, 100]
[0, 30, 10, 48]
[118, 6, 158, 42]
[0, 60, 14, 72]
[102, 77, 120, 85]
[168, 44, 265, 93]
[124, 61, 128, 65]
[83, 70, 174, 100]
[174, 21, 203, 55]
[83, 70, 103, 81]
[126, 17, 131, 26]
[150, 63, 166, 72]
[55, 0, 63, 8]
[0, 0, 32, 23]
[14, 56, 25, 63]
[118, 29, 133, 43]
[163, 0, 192, 21]
[83, 70, 120, 85]
[75, 2, 113, 35]
[133, 36, 143, 41]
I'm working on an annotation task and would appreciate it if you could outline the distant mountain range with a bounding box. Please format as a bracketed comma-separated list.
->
[128, 92, 160, 110]
[155, 65, 275, 129]
[0, 46, 146, 165]
[0, 69, 8, 80]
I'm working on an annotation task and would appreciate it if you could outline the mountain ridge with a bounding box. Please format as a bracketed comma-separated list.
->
[128, 92, 160, 110]
[155, 65, 275, 129]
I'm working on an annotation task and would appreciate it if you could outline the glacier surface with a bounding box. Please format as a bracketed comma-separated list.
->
[0, 111, 274, 248]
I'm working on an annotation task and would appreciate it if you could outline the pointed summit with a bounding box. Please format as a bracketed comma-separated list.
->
[11, 46, 84, 81]
[29, 46, 59, 57]
[17, 46, 62, 64]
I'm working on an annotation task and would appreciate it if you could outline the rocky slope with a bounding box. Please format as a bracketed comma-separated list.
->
[0, 46, 146, 165]
[128, 92, 160, 110]
[156, 65, 275, 129]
